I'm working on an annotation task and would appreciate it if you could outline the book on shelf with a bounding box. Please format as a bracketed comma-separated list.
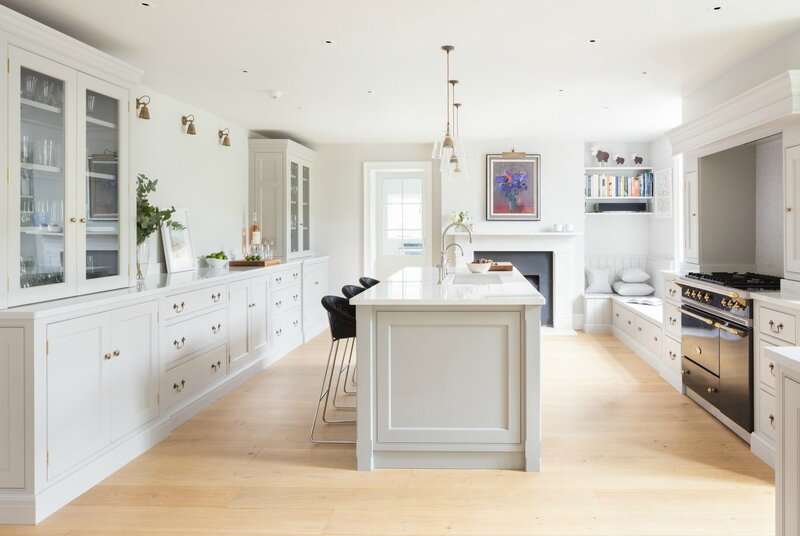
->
[584, 172, 654, 198]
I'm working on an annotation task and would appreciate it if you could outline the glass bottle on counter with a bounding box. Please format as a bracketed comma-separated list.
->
[249, 211, 262, 252]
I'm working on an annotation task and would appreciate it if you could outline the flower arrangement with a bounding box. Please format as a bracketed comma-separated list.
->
[495, 169, 529, 211]
[450, 210, 471, 224]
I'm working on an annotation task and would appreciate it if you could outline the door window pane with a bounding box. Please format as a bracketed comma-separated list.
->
[381, 177, 424, 257]
[19, 67, 66, 288]
[85, 89, 120, 280]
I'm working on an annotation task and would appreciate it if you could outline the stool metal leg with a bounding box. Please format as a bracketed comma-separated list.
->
[311, 338, 355, 444]
[342, 340, 357, 395]
[333, 339, 357, 408]
[322, 339, 356, 424]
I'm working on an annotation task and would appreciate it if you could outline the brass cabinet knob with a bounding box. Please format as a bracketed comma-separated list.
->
[707, 387, 718, 394]
[70, 217, 77, 223]
[113, 349, 120, 357]
[695, 346, 702, 355]
[79, 217, 86, 223]
[104, 352, 112, 360]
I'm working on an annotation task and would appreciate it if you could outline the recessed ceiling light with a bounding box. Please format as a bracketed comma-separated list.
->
[137, 1, 155, 6]
[366, 90, 375, 95]
[240, 69, 249, 74]
[602, 106, 609, 110]
[641, 71, 648, 75]
[296, 105, 304, 111]
[558, 89, 564, 92]
[588, 39, 596, 43]
[322, 39, 336, 45]
[712, 5, 722, 11]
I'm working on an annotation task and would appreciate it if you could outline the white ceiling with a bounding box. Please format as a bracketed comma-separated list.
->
[2, 0, 799, 145]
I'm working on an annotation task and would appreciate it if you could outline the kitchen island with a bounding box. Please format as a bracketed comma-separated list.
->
[350, 267, 545, 471]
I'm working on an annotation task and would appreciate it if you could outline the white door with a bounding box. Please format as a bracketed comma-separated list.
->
[782, 376, 800, 536]
[228, 279, 251, 369]
[785, 145, 800, 278]
[47, 313, 110, 478]
[684, 171, 699, 263]
[249, 276, 269, 357]
[366, 164, 432, 279]
[109, 301, 158, 442]
[0, 329, 24, 488]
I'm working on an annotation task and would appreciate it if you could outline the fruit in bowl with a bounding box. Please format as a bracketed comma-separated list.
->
[205, 251, 228, 269]
[467, 258, 493, 273]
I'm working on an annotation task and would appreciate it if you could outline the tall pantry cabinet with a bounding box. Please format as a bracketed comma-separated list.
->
[249, 139, 314, 261]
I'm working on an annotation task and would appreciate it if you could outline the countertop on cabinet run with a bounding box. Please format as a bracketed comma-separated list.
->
[750, 290, 800, 310]
[766, 346, 800, 375]
[349, 267, 545, 306]
[0, 263, 297, 320]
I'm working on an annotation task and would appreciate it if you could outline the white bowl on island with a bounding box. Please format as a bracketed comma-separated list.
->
[467, 261, 492, 274]
[206, 257, 228, 270]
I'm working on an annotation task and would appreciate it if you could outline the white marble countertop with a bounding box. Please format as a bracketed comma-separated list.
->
[766, 346, 800, 375]
[350, 266, 545, 306]
[751, 290, 800, 310]
[0, 259, 314, 320]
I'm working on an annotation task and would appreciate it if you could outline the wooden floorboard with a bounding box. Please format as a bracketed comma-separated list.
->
[10, 332, 775, 535]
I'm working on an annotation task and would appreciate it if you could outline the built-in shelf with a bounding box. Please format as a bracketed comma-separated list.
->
[21, 163, 61, 174]
[584, 166, 652, 172]
[21, 98, 62, 114]
[86, 116, 116, 129]
[585, 212, 652, 217]
[584, 196, 653, 201]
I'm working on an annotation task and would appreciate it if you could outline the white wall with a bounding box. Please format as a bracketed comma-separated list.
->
[647, 135, 675, 261]
[440, 137, 586, 316]
[683, 28, 800, 122]
[756, 137, 783, 275]
[131, 88, 249, 267]
[312, 143, 437, 294]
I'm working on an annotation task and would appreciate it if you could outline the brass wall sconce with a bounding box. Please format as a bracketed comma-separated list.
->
[218, 128, 231, 146]
[135, 95, 151, 120]
[181, 114, 196, 135]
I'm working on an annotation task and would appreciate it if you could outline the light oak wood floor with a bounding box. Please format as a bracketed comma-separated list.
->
[6, 332, 775, 536]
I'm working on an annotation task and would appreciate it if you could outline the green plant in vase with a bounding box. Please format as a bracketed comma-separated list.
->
[136, 174, 183, 280]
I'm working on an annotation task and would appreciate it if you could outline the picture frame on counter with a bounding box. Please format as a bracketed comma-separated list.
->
[161, 209, 197, 273]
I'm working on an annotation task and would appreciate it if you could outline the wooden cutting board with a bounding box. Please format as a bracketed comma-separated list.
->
[489, 262, 513, 272]
[228, 259, 282, 267]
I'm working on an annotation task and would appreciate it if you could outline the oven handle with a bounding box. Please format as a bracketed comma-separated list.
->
[714, 322, 746, 337]
[676, 280, 741, 300]
[679, 306, 714, 326]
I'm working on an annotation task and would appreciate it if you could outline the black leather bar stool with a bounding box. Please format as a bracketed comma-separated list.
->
[342, 284, 366, 299]
[359, 277, 380, 289]
[311, 296, 356, 444]
[337, 284, 366, 395]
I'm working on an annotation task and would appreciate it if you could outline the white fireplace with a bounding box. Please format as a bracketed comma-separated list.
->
[451, 232, 579, 330]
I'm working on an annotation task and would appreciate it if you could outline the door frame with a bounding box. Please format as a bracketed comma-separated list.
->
[363, 161, 433, 278]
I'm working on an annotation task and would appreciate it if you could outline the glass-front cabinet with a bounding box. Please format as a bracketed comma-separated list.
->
[287, 157, 311, 259]
[7, 46, 130, 306]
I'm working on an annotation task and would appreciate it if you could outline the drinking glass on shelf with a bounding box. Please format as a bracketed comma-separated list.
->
[40, 80, 53, 105]
[87, 95, 95, 113]
[23, 74, 37, 100]
[21, 135, 32, 163]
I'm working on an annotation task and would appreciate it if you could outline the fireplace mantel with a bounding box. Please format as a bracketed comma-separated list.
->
[451, 231, 578, 330]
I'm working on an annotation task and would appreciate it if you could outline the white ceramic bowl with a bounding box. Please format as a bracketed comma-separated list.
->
[467, 262, 492, 274]
[206, 257, 228, 270]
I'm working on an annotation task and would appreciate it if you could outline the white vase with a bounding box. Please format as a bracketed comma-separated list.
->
[136, 240, 150, 281]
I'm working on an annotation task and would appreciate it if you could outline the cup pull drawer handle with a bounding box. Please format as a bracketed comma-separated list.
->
[174, 380, 186, 392]
[174, 337, 186, 349]
[212, 323, 222, 334]
[173, 301, 185, 313]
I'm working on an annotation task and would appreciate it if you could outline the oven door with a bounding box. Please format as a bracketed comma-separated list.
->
[681, 306, 720, 375]
[717, 321, 753, 432]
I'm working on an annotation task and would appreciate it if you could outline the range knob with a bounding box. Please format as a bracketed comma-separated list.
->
[721, 298, 730, 308]
[685, 289, 691, 297]
[691, 290, 697, 298]
[703, 293, 711, 302]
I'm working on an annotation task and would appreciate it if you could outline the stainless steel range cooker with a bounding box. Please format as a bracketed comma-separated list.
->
[677, 272, 781, 441]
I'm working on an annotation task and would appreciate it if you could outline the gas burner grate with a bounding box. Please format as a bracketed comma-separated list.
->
[685, 271, 781, 291]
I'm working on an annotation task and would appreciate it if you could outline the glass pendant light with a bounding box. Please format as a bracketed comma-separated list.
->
[433, 45, 455, 161]
[452, 102, 467, 179]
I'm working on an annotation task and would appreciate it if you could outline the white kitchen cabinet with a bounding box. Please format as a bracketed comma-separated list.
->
[303, 257, 329, 341]
[684, 171, 699, 264]
[6, 46, 133, 308]
[108, 301, 158, 442]
[785, 145, 800, 279]
[0, 329, 24, 488]
[249, 139, 314, 261]
[46, 312, 111, 479]
[779, 375, 800, 536]
[46, 301, 159, 478]
[228, 275, 269, 371]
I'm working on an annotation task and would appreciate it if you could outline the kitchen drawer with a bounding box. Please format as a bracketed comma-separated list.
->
[635, 317, 662, 356]
[663, 336, 682, 376]
[162, 307, 227, 367]
[271, 284, 302, 317]
[757, 388, 777, 441]
[758, 338, 778, 391]
[682, 356, 719, 408]
[664, 279, 682, 305]
[270, 265, 302, 289]
[612, 302, 635, 335]
[272, 309, 302, 347]
[161, 345, 228, 410]
[162, 283, 227, 320]
[759, 307, 796, 345]
[664, 303, 681, 340]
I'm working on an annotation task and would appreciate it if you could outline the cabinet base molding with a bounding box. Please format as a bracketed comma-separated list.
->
[750, 431, 776, 469]
[303, 317, 328, 343]
[0, 350, 279, 525]
[373, 450, 526, 470]
[612, 326, 661, 371]
[659, 367, 684, 394]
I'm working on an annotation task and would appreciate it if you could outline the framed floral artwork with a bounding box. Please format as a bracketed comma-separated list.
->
[486, 153, 541, 220]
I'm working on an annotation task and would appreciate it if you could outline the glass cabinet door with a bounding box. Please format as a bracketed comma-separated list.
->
[289, 161, 299, 254]
[8, 47, 76, 304]
[301, 164, 310, 253]
[77, 74, 129, 292]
